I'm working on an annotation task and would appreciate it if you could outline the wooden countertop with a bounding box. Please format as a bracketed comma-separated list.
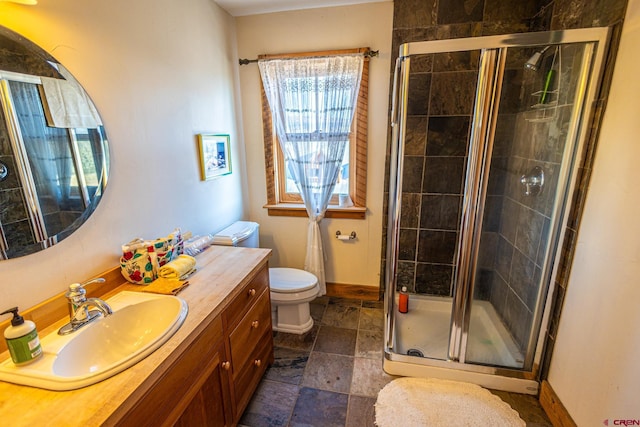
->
[0, 246, 271, 426]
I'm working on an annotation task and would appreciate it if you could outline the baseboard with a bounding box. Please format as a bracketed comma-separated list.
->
[325, 282, 380, 301]
[539, 380, 577, 427]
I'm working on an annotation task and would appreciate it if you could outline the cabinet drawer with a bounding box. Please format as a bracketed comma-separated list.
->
[228, 288, 271, 375]
[232, 331, 273, 419]
[224, 266, 269, 330]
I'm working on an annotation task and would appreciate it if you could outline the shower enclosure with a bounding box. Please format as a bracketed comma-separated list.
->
[0, 71, 108, 259]
[384, 28, 610, 394]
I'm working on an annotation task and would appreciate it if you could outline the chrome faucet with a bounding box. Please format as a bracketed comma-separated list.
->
[58, 279, 113, 335]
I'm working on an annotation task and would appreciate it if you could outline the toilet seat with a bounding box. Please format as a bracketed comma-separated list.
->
[269, 268, 318, 293]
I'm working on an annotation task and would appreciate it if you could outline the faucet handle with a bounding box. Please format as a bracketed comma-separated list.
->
[64, 278, 107, 320]
[65, 278, 106, 299]
[82, 277, 106, 287]
[66, 283, 87, 300]
[65, 283, 88, 320]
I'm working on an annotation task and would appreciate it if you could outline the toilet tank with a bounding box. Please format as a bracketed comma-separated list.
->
[212, 221, 259, 248]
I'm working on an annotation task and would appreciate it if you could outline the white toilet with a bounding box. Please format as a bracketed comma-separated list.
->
[212, 221, 319, 334]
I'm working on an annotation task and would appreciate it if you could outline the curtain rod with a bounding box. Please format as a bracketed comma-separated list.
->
[239, 49, 379, 66]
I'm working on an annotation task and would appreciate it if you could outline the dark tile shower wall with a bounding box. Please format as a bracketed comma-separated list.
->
[476, 47, 578, 352]
[384, 0, 628, 371]
[390, 0, 555, 300]
[396, 53, 477, 297]
[0, 28, 61, 78]
[391, 0, 554, 299]
[0, 113, 36, 255]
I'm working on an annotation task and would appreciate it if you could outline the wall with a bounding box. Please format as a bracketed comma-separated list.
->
[0, 0, 246, 311]
[235, 2, 393, 288]
[547, 0, 640, 423]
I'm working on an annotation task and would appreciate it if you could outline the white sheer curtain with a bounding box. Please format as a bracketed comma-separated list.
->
[259, 55, 363, 295]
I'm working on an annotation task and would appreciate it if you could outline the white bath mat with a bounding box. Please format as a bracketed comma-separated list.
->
[375, 377, 525, 427]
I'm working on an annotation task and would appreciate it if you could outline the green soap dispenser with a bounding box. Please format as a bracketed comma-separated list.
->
[1, 307, 43, 365]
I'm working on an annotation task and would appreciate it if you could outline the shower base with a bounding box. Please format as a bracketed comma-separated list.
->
[385, 295, 539, 395]
[394, 295, 523, 367]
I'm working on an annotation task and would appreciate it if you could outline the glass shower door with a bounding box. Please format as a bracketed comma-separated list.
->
[390, 47, 482, 362]
[462, 42, 598, 370]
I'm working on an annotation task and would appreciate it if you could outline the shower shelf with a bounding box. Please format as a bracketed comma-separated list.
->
[526, 90, 559, 123]
[530, 89, 559, 107]
[526, 45, 561, 123]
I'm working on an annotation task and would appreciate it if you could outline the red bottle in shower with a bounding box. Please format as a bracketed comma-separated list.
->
[398, 286, 409, 313]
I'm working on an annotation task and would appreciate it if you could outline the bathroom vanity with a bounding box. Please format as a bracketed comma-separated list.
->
[0, 246, 273, 426]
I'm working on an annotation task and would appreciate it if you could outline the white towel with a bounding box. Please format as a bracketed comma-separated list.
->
[40, 76, 102, 129]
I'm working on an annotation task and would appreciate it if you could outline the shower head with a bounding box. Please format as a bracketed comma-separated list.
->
[524, 46, 551, 71]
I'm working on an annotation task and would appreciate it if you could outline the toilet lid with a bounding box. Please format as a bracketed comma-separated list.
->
[212, 221, 258, 246]
[269, 268, 318, 293]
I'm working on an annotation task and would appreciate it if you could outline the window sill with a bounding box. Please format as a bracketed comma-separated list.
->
[264, 204, 366, 219]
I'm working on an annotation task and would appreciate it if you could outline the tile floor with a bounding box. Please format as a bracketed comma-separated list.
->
[239, 296, 552, 427]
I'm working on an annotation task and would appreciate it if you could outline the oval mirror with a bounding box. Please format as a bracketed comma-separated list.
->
[0, 25, 109, 259]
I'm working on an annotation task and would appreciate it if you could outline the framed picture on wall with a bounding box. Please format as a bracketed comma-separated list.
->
[197, 134, 231, 180]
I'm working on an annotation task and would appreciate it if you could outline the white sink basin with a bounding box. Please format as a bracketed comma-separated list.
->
[0, 291, 188, 391]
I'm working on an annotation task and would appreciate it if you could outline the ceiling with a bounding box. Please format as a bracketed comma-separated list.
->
[214, 0, 390, 17]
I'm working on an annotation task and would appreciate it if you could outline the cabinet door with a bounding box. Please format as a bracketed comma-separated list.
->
[175, 345, 231, 427]
[110, 317, 230, 427]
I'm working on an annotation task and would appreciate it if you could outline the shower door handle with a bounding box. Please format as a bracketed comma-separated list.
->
[520, 166, 544, 196]
[390, 58, 401, 127]
[0, 221, 7, 260]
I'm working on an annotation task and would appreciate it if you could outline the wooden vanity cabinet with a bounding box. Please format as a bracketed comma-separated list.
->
[112, 263, 274, 427]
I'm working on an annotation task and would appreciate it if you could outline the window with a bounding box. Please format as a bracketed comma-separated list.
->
[69, 127, 106, 205]
[260, 48, 369, 219]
